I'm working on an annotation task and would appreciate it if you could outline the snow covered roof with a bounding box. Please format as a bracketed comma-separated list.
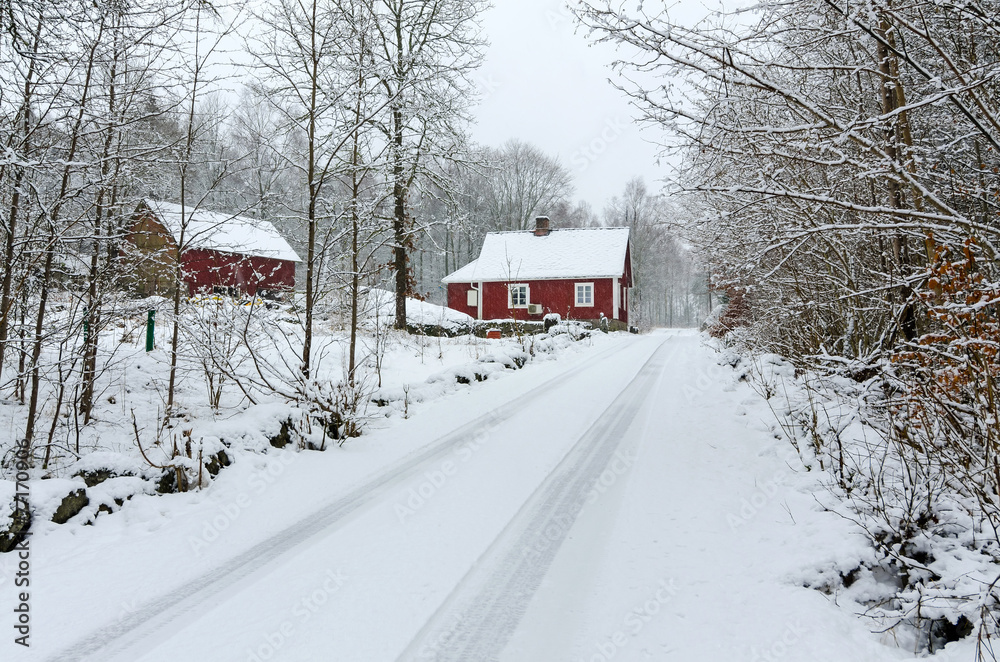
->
[141, 199, 301, 263]
[442, 259, 480, 283]
[442, 227, 630, 283]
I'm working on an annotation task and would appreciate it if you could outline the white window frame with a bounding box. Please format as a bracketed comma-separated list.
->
[508, 283, 529, 309]
[575, 282, 595, 308]
[466, 288, 479, 307]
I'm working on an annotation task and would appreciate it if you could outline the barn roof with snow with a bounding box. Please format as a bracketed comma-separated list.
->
[141, 199, 301, 263]
[442, 226, 631, 283]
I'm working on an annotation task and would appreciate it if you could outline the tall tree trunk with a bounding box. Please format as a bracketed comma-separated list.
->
[392, 107, 408, 330]
[81, 22, 122, 422]
[348, 158, 360, 383]
[875, 14, 916, 342]
[347, 50, 365, 383]
[300, 0, 321, 380]
[168, 6, 203, 411]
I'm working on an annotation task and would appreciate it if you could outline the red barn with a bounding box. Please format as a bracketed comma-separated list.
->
[443, 217, 632, 328]
[124, 199, 301, 297]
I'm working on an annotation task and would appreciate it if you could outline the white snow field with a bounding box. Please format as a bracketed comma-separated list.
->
[3, 331, 974, 661]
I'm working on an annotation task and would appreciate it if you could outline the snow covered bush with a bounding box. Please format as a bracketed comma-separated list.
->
[732, 341, 1000, 656]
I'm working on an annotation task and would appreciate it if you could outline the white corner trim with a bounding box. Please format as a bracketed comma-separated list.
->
[613, 277, 620, 319]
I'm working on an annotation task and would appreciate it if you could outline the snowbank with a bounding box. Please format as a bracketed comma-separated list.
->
[365, 289, 474, 332]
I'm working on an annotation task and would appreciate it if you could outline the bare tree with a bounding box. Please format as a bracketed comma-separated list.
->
[0, 4, 46, 391]
[367, 0, 488, 330]
[603, 177, 703, 328]
[251, 0, 394, 380]
[77, 0, 184, 422]
[576, 0, 1000, 355]
[166, 3, 242, 415]
[479, 139, 574, 232]
[411, 140, 576, 299]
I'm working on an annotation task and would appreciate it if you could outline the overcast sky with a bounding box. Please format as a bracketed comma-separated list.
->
[470, 0, 666, 214]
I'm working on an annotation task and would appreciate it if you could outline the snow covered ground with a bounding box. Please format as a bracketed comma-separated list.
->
[2, 331, 978, 661]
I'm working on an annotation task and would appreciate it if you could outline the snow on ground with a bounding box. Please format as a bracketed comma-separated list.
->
[0, 330, 980, 661]
[0, 323, 621, 660]
[717, 345, 992, 659]
[0, 291, 599, 574]
[367, 289, 475, 332]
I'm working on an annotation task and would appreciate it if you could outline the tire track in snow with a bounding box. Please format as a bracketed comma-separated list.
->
[48, 338, 638, 662]
[396, 338, 675, 662]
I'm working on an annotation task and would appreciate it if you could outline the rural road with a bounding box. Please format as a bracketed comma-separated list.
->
[31, 331, 904, 662]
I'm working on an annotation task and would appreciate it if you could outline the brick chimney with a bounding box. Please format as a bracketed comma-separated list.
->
[533, 216, 551, 237]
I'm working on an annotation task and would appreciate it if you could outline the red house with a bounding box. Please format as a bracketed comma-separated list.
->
[443, 217, 632, 328]
[124, 199, 301, 297]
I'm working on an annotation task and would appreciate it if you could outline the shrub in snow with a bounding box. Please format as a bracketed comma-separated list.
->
[724, 336, 1000, 654]
[531, 333, 573, 355]
[705, 286, 751, 339]
[549, 321, 592, 341]
[452, 366, 479, 385]
[480, 350, 528, 370]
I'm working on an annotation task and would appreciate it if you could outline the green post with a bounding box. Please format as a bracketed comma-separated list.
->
[146, 309, 155, 352]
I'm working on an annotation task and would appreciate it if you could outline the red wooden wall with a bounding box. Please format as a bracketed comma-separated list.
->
[448, 277, 629, 324]
[447, 283, 479, 318]
[182, 248, 295, 296]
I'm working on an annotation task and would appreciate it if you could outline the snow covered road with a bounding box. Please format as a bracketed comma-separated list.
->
[10, 331, 943, 661]
[398, 340, 677, 661]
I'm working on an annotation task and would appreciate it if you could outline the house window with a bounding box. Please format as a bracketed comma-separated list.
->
[575, 282, 594, 307]
[509, 283, 529, 308]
